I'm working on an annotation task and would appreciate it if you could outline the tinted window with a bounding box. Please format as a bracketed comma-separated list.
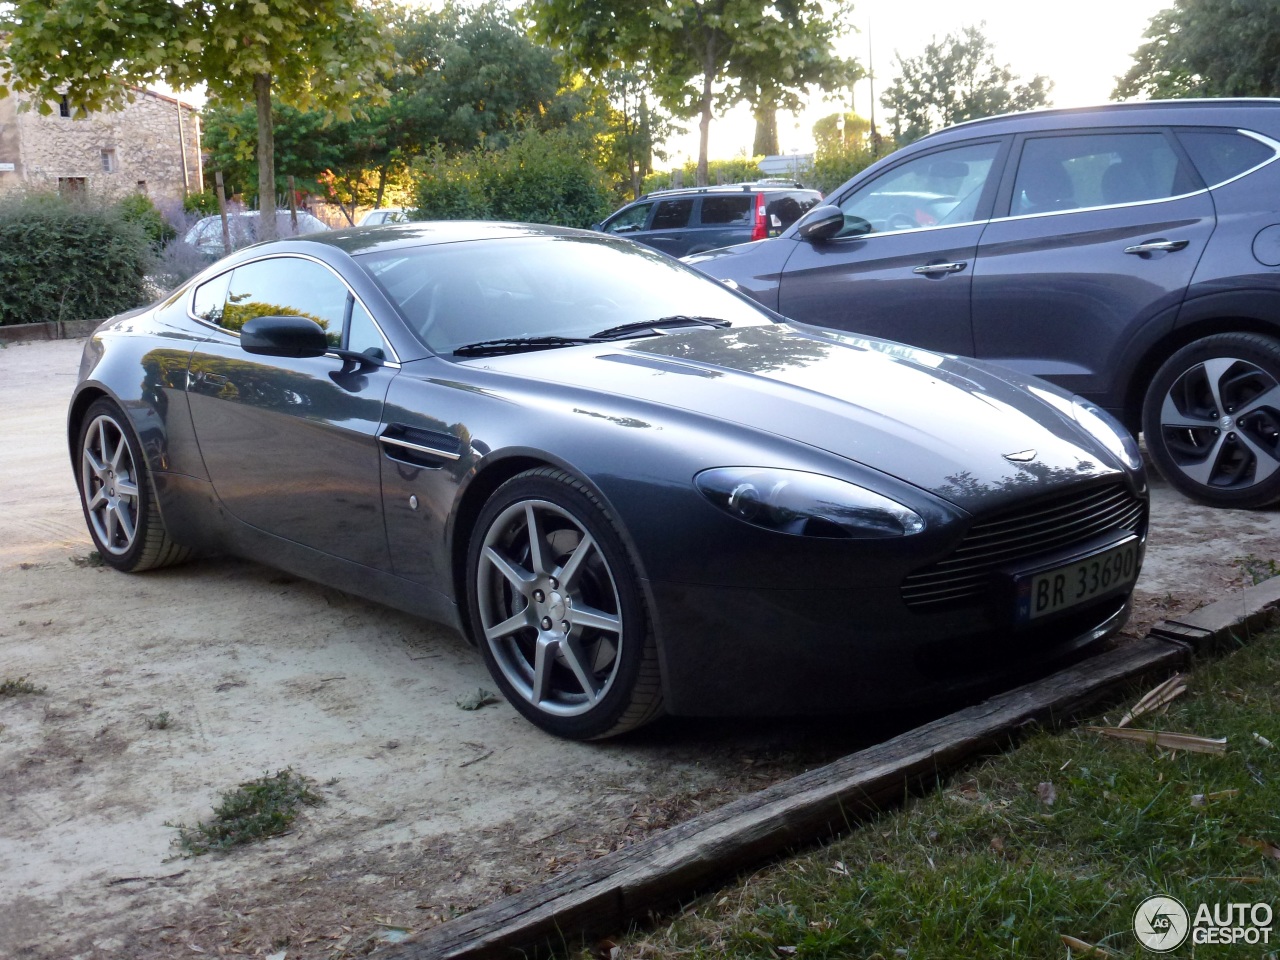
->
[192, 272, 232, 325]
[651, 198, 693, 230]
[700, 196, 752, 225]
[1012, 132, 1195, 215]
[358, 236, 772, 355]
[222, 257, 348, 344]
[605, 202, 652, 234]
[766, 191, 821, 230]
[1177, 128, 1276, 186]
[837, 141, 1001, 237]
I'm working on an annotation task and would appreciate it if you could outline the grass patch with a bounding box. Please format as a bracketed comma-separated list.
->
[69, 551, 104, 568]
[145, 711, 172, 730]
[1235, 553, 1280, 586]
[169, 768, 322, 856]
[0, 676, 47, 697]
[608, 631, 1280, 959]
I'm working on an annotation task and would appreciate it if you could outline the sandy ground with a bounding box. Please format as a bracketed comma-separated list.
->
[2, 337, 1278, 960]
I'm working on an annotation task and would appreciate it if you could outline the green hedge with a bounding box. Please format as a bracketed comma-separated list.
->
[0, 193, 152, 326]
[413, 129, 612, 228]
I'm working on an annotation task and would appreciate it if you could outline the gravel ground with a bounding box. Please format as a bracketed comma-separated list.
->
[2, 337, 1277, 960]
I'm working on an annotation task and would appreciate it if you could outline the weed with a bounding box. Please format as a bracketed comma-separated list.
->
[0, 676, 47, 697]
[146, 711, 172, 730]
[169, 768, 322, 856]
[456, 687, 500, 711]
[1234, 552, 1280, 585]
[70, 551, 104, 568]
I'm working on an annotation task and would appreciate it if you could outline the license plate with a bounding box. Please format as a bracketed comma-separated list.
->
[1015, 539, 1140, 623]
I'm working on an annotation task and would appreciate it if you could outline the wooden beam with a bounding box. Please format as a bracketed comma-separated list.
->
[377, 636, 1188, 960]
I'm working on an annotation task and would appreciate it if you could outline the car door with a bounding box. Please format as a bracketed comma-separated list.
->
[186, 254, 398, 569]
[777, 139, 1008, 356]
[972, 128, 1215, 406]
[639, 196, 697, 256]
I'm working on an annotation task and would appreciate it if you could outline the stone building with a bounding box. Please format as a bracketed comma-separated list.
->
[0, 87, 202, 203]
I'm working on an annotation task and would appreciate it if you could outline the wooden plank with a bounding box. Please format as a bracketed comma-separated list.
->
[1150, 574, 1280, 654]
[377, 636, 1187, 960]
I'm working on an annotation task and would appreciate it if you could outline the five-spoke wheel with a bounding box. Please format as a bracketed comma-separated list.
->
[466, 468, 663, 739]
[1143, 333, 1280, 508]
[76, 398, 190, 571]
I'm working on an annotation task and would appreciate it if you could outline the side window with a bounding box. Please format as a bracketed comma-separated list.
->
[766, 192, 821, 230]
[221, 258, 349, 345]
[1177, 128, 1276, 187]
[192, 271, 232, 325]
[605, 202, 652, 234]
[837, 141, 1001, 238]
[346, 300, 387, 359]
[651, 197, 694, 230]
[1012, 132, 1196, 216]
[700, 196, 752, 225]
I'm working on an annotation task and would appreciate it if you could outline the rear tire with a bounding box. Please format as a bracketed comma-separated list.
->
[465, 467, 664, 739]
[76, 398, 192, 572]
[1142, 333, 1280, 508]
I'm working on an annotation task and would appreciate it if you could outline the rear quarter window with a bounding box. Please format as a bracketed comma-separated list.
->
[699, 196, 752, 225]
[1176, 128, 1277, 186]
[766, 192, 821, 229]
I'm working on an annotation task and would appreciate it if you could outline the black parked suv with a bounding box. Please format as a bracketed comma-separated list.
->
[595, 181, 822, 258]
[689, 100, 1280, 508]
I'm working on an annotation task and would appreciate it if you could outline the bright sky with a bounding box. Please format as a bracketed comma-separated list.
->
[669, 0, 1172, 164]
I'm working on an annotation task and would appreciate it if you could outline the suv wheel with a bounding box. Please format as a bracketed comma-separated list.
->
[1143, 333, 1280, 508]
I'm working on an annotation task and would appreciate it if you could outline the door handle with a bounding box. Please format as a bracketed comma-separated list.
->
[912, 261, 968, 275]
[1124, 239, 1190, 255]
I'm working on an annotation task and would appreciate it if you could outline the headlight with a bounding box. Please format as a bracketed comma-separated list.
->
[695, 467, 926, 539]
[1071, 398, 1143, 471]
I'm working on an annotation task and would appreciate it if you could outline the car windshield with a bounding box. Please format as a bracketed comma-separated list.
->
[355, 234, 775, 355]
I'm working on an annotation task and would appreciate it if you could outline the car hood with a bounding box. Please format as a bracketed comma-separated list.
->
[471, 324, 1126, 513]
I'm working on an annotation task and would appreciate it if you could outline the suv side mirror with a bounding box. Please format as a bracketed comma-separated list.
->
[796, 205, 851, 242]
[241, 316, 331, 358]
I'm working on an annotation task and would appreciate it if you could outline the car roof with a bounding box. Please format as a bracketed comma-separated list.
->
[916, 97, 1280, 144]
[636, 181, 816, 201]
[294, 220, 592, 255]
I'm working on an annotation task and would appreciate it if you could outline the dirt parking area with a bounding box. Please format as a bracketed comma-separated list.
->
[2, 337, 1278, 960]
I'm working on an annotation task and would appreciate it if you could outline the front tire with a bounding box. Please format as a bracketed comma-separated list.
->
[1142, 333, 1280, 508]
[465, 468, 663, 740]
[76, 398, 191, 572]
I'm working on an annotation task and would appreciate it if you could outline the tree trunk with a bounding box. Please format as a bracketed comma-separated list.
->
[697, 35, 717, 187]
[254, 73, 277, 241]
[374, 165, 389, 208]
[752, 98, 778, 156]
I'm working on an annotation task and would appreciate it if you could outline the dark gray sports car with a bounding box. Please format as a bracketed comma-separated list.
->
[70, 222, 1148, 739]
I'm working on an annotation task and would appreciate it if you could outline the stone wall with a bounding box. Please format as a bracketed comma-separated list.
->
[0, 88, 201, 204]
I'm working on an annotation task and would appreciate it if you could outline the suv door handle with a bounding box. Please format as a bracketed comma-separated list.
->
[912, 261, 968, 275]
[1124, 239, 1190, 255]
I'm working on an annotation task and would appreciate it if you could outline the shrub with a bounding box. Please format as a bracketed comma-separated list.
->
[641, 157, 767, 194]
[0, 192, 151, 326]
[412, 128, 612, 228]
[183, 190, 219, 215]
[809, 140, 897, 195]
[116, 192, 177, 247]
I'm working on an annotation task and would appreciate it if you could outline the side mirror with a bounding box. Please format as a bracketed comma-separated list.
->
[241, 316, 331, 358]
[796, 205, 852, 242]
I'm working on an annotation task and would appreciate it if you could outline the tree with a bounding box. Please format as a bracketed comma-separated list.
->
[0, 0, 392, 240]
[812, 110, 871, 154]
[1114, 0, 1280, 100]
[880, 24, 1052, 144]
[528, 0, 857, 187]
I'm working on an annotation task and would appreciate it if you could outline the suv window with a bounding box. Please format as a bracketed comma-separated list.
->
[1012, 132, 1196, 215]
[700, 196, 752, 225]
[1177, 128, 1277, 187]
[651, 198, 694, 230]
[221, 257, 348, 343]
[605, 202, 652, 234]
[767, 191, 821, 230]
[836, 141, 1001, 238]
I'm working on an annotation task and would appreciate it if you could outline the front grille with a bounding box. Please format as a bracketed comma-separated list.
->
[902, 481, 1147, 611]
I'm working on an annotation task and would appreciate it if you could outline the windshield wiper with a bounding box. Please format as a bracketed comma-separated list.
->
[453, 336, 597, 357]
[590, 315, 732, 340]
